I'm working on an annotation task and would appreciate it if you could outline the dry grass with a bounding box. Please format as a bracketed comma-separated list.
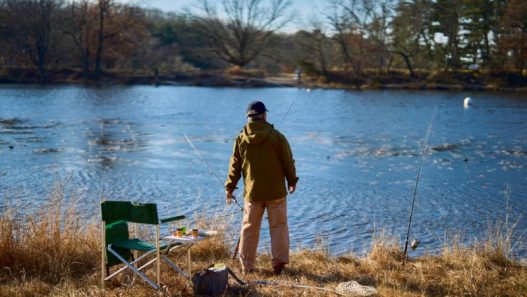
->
[1, 191, 526, 297]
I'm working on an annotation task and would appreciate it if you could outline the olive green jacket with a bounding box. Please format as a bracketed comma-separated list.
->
[225, 118, 298, 201]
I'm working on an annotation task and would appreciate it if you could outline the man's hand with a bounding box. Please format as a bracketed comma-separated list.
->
[288, 184, 296, 194]
[226, 190, 234, 204]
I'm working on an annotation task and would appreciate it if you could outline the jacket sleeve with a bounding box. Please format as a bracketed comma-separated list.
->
[278, 132, 299, 187]
[225, 137, 242, 192]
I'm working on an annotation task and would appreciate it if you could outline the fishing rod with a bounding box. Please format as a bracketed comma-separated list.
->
[183, 133, 244, 212]
[402, 106, 437, 265]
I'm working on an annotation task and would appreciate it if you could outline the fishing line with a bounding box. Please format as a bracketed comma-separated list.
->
[278, 99, 295, 127]
[183, 132, 244, 260]
[183, 133, 225, 189]
[403, 106, 437, 265]
[183, 133, 244, 212]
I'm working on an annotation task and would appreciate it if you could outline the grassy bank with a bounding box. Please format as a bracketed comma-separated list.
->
[0, 66, 281, 87]
[297, 68, 527, 92]
[1, 66, 526, 92]
[1, 196, 526, 297]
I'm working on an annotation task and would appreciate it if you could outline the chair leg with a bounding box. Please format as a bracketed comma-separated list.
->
[101, 221, 106, 289]
[106, 251, 155, 280]
[133, 223, 139, 267]
[156, 224, 161, 288]
[187, 248, 192, 276]
[108, 245, 159, 290]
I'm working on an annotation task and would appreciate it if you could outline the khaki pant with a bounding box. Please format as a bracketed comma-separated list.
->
[239, 197, 289, 271]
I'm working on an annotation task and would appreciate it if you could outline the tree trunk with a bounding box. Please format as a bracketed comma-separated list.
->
[483, 31, 491, 67]
[94, 0, 106, 79]
[378, 56, 384, 75]
[403, 55, 415, 78]
[34, 37, 48, 82]
[37, 56, 47, 82]
[386, 57, 393, 73]
[316, 37, 328, 77]
[82, 49, 90, 79]
[519, 36, 525, 72]
[36, 0, 52, 83]
[333, 31, 357, 75]
[394, 51, 415, 78]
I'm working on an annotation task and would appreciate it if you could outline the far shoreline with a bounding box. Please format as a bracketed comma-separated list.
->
[1, 68, 526, 93]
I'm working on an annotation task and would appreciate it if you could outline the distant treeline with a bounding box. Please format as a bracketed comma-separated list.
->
[0, 0, 526, 85]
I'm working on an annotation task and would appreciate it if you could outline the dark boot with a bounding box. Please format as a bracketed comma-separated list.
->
[273, 263, 285, 275]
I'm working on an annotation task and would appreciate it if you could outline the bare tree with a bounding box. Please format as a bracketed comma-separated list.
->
[390, 0, 435, 77]
[5, 0, 62, 81]
[325, 0, 372, 75]
[364, 0, 395, 74]
[94, 0, 110, 77]
[0, 2, 8, 65]
[431, 0, 463, 71]
[62, 0, 146, 79]
[325, 0, 395, 76]
[191, 0, 292, 68]
[500, 0, 527, 71]
[295, 20, 334, 77]
[309, 28, 331, 77]
[63, 0, 93, 78]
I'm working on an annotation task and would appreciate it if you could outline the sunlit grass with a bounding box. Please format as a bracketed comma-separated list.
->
[1, 184, 526, 297]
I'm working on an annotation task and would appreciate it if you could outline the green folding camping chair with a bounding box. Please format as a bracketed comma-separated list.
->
[100, 200, 188, 290]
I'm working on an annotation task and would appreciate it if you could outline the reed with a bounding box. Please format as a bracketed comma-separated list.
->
[0, 192, 99, 284]
[1, 186, 526, 297]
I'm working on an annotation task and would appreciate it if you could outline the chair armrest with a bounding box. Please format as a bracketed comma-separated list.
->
[160, 215, 185, 224]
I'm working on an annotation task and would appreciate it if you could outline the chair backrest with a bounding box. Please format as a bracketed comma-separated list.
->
[105, 220, 132, 267]
[101, 201, 159, 224]
[101, 201, 159, 267]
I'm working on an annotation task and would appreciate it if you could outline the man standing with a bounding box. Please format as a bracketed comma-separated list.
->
[225, 101, 298, 275]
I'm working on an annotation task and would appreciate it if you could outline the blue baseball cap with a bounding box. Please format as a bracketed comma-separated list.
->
[246, 101, 268, 117]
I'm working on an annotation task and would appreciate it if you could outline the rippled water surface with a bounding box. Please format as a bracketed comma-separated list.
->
[1, 85, 526, 257]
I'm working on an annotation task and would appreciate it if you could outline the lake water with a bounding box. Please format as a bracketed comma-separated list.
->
[1, 85, 526, 257]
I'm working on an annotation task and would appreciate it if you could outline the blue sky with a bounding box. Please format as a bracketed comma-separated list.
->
[131, 0, 320, 32]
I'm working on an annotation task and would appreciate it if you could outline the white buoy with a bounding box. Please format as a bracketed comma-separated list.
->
[464, 97, 472, 109]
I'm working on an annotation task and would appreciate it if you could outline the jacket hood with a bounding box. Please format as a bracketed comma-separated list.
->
[241, 119, 273, 144]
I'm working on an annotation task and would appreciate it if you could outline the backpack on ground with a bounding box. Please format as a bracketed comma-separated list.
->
[191, 263, 246, 296]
